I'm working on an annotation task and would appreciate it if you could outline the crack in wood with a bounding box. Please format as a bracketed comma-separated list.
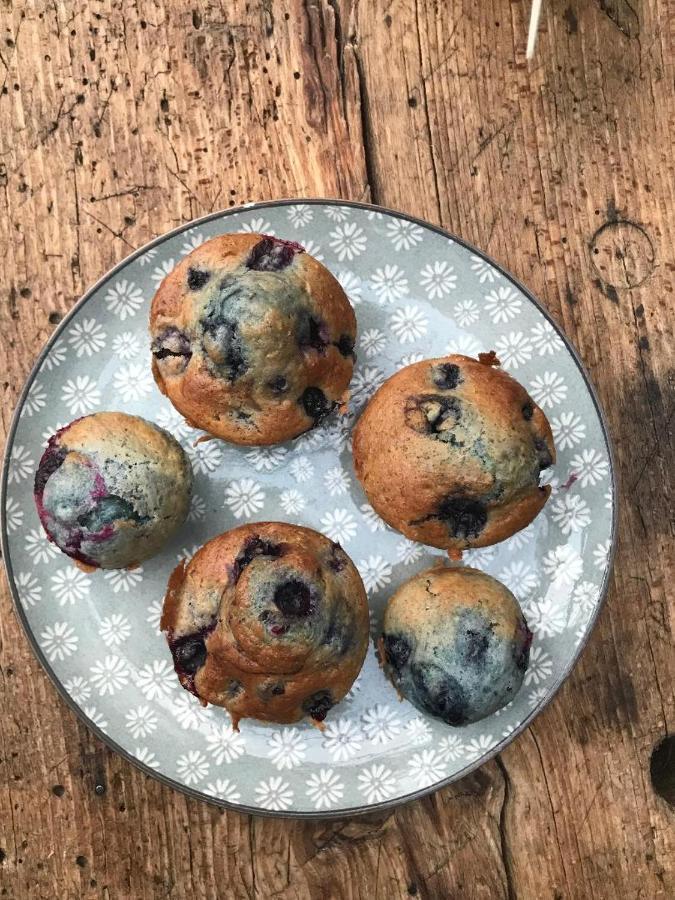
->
[495, 755, 516, 900]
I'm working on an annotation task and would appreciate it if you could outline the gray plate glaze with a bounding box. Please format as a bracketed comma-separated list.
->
[1, 200, 617, 818]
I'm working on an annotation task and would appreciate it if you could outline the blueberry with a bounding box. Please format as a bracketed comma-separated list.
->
[404, 394, 461, 437]
[273, 579, 312, 617]
[226, 679, 243, 696]
[232, 536, 282, 582]
[259, 680, 285, 699]
[173, 636, 207, 675]
[458, 626, 491, 666]
[322, 612, 353, 655]
[77, 495, 146, 532]
[246, 236, 303, 271]
[151, 327, 192, 366]
[300, 386, 333, 422]
[431, 363, 461, 390]
[302, 689, 333, 722]
[267, 375, 289, 394]
[411, 661, 468, 726]
[327, 542, 348, 572]
[436, 495, 487, 539]
[201, 316, 247, 381]
[336, 334, 355, 357]
[187, 267, 211, 291]
[522, 401, 534, 420]
[515, 622, 533, 672]
[534, 437, 553, 471]
[271, 682, 285, 695]
[34, 447, 67, 495]
[297, 313, 328, 352]
[383, 633, 412, 672]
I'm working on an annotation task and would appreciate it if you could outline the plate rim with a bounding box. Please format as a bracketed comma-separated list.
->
[0, 197, 618, 819]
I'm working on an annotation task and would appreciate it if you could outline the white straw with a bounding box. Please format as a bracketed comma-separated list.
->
[526, 0, 543, 59]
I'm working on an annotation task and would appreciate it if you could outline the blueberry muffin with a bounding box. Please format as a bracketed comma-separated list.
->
[149, 233, 356, 445]
[34, 413, 193, 569]
[160, 523, 369, 728]
[353, 354, 555, 551]
[380, 565, 532, 725]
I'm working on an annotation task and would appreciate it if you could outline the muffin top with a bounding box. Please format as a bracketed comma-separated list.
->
[381, 565, 532, 725]
[160, 522, 369, 727]
[353, 354, 555, 551]
[34, 412, 192, 569]
[149, 233, 356, 445]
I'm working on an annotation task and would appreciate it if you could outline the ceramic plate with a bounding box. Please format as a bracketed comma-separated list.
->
[1, 200, 616, 817]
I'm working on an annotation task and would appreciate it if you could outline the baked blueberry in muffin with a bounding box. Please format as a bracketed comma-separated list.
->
[352, 354, 556, 551]
[380, 565, 532, 725]
[149, 233, 356, 445]
[34, 413, 192, 569]
[160, 523, 369, 727]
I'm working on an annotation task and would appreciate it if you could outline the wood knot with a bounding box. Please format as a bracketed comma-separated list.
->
[590, 218, 655, 292]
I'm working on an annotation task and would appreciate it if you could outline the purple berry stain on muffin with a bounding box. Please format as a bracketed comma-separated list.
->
[436, 495, 488, 540]
[168, 621, 217, 698]
[246, 236, 305, 272]
[297, 312, 329, 353]
[186, 267, 211, 290]
[152, 327, 192, 369]
[336, 334, 356, 358]
[431, 362, 462, 390]
[302, 689, 334, 722]
[231, 535, 282, 583]
[273, 579, 313, 617]
[200, 304, 248, 382]
[300, 386, 334, 422]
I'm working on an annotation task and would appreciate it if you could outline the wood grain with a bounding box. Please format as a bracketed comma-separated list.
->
[1, 1, 673, 897]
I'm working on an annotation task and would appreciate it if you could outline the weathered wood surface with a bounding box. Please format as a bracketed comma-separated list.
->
[0, 1, 673, 897]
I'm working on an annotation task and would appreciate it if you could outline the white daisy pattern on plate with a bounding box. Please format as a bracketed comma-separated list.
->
[408, 749, 447, 787]
[351, 366, 385, 407]
[139, 247, 158, 266]
[399, 352, 425, 367]
[267, 728, 307, 771]
[405, 717, 432, 745]
[22, 381, 47, 417]
[205, 724, 246, 765]
[320, 508, 357, 544]
[454, 298, 480, 327]
[63, 676, 91, 704]
[570, 449, 609, 487]
[389, 305, 428, 343]
[306, 769, 344, 810]
[134, 747, 160, 769]
[593, 540, 611, 569]
[241, 217, 273, 234]
[113, 363, 153, 402]
[150, 259, 175, 285]
[9, 445, 35, 484]
[528, 687, 549, 708]
[188, 493, 206, 522]
[245, 447, 288, 472]
[125, 704, 159, 739]
[360, 503, 388, 533]
[181, 233, 204, 254]
[324, 466, 351, 496]
[24, 527, 59, 564]
[16, 571, 41, 608]
[155, 407, 197, 443]
[470, 255, 500, 283]
[530, 320, 563, 355]
[370, 264, 409, 304]
[105, 280, 144, 320]
[437, 734, 466, 762]
[300, 238, 323, 260]
[524, 646, 553, 685]
[224, 478, 265, 518]
[172, 692, 212, 731]
[50, 567, 91, 605]
[498, 561, 538, 600]
[444, 333, 482, 357]
[358, 763, 396, 803]
[386, 219, 423, 251]
[89, 655, 130, 696]
[146, 599, 163, 632]
[98, 613, 132, 647]
[84, 706, 109, 731]
[357, 555, 393, 593]
[529, 371, 567, 408]
[322, 718, 362, 761]
[484, 286, 521, 324]
[550, 493, 592, 534]
[396, 538, 424, 565]
[5, 496, 24, 532]
[290, 456, 314, 483]
[542, 544, 583, 584]
[176, 750, 209, 785]
[111, 331, 142, 360]
[337, 270, 362, 304]
[287, 204, 313, 227]
[103, 568, 144, 593]
[68, 318, 107, 357]
[361, 704, 401, 744]
[494, 331, 533, 369]
[205, 779, 241, 803]
[40, 622, 79, 662]
[420, 261, 457, 299]
[255, 776, 293, 811]
[279, 488, 306, 515]
[526, 596, 567, 637]
[137, 659, 177, 701]
[360, 328, 387, 358]
[465, 734, 495, 759]
[569, 580, 600, 627]
[324, 205, 350, 222]
[40, 339, 67, 370]
[550, 411, 586, 450]
[329, 223, 367, 261]
[61, 375, 101, 415]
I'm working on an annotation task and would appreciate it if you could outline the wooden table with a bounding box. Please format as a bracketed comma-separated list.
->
[1, 2, 672, 898]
